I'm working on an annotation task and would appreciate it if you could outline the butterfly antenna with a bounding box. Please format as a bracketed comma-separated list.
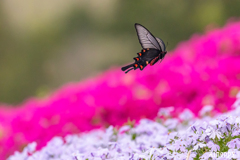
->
[166, 42, 169, 49]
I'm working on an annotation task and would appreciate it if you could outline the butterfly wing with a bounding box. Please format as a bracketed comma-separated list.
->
[150, 56, 160, 66]
[135, 23, 161, 50]
[156, 37, 166, 52]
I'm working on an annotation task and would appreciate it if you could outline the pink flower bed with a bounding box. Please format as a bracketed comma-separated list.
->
[0, 20, 240, 160]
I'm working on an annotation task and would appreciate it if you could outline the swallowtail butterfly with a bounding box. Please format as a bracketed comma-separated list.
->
[121, 23, 167, 73]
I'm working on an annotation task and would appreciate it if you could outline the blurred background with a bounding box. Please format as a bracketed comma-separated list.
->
[1, 0, 240, 104]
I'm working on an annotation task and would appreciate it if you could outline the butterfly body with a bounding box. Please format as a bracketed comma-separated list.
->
[121, 23, 167, 73]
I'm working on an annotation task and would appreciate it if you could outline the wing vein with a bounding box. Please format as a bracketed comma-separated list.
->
[135, 23, 161, 50]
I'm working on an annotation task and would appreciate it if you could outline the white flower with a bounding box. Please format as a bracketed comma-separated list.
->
[199, 105, 213, 117]
[193, 142, 206, 150]
[164, 118, 179, 129]
[233, 99, 240, 108]
[236, 91, 240, 99]
[209, 129, 223, 140]
[235, 117, 240, 125]
[157, 106, 174, 117]
[179, 108, 195, 121]
[209, 119, 219, 127]
[118, 125, 131, 133]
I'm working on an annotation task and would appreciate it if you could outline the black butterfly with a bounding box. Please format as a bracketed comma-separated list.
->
[121, 23, 167, 73]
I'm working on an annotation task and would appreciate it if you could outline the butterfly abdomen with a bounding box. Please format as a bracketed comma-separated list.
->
[134, 57, 140, 62]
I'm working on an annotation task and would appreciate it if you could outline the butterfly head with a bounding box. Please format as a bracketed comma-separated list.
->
[162, 51, 167, 56]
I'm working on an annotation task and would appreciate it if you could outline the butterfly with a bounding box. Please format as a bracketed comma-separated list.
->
[121, 23, 167, 73]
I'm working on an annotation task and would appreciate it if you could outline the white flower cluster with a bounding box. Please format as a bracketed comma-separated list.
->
[8, 92, 240, 160]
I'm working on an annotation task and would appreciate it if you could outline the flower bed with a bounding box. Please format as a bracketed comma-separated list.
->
[1, 20, 240, 159]
[8, 93, 240, 160]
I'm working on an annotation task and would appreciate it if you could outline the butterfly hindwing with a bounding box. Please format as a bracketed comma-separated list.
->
[150, 56, 160, 66]
[156, 37, 166, 52]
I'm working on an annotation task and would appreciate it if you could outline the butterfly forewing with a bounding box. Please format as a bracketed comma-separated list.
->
[135, 23, 161, 50]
